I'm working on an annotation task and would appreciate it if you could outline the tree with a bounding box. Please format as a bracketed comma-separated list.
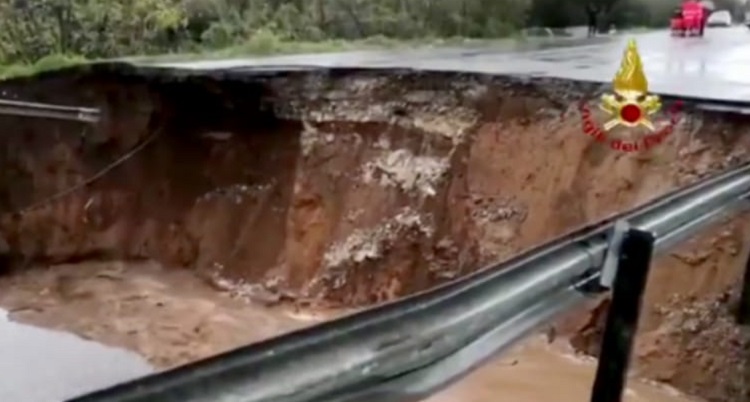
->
[527, 0, 580, 28]
[3, 0, 741, 67]
[0, 0, 186, 62]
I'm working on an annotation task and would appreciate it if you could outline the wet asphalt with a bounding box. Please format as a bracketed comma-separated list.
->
[153, 26, 750, 103]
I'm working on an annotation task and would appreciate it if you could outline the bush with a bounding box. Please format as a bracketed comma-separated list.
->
[240, 27, 286, 54]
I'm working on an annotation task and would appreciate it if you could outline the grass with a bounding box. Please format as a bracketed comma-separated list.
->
[0, 34, 461, 79]
[0, 25, 535, 79]
[124, 33, 500, 64]
[0, 54, 90, 80]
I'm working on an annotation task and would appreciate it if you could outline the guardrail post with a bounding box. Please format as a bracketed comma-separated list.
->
[590, 228, 655, 402]
[737, 251, 750, 325]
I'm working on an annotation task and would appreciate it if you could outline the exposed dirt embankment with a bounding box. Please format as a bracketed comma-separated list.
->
[0, 66, 748, 401]
[566, 216, 750, 401]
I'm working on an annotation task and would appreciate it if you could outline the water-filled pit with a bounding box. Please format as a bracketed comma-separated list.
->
[0, 66, 747, 401]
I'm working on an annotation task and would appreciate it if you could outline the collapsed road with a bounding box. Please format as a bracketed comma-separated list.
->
[0, 29, 749, 402]
[155, 27, 750, 103]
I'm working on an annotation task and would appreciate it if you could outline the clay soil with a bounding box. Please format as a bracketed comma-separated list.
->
[0, 66, 748, 401]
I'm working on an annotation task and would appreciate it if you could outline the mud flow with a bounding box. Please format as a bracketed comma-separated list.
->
[0, 67, 747, 401]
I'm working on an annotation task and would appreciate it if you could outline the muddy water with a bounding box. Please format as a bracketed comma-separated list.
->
[427, 337, 702, 402]
[0, 262, 703, 402]
[0, 309, 153, 402]
[0, 261, 316, 369]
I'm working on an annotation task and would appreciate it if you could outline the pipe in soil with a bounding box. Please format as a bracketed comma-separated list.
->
[0, 98, 100, 122]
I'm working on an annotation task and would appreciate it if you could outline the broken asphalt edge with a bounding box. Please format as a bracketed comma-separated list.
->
[2, 60, 750, 115]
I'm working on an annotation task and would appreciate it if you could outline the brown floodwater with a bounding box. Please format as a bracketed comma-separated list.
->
[0, 261, 702, 402]
[425, 337, 702, 402]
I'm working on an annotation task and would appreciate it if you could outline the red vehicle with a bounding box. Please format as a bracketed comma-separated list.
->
[671, 0, 705, 36]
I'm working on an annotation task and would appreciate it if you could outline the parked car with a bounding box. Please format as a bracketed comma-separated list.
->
[706, 10, 732, 27]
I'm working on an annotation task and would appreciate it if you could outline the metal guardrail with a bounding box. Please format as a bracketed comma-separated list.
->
[0, 98, 99, 122]
[68, 161, 750, 402]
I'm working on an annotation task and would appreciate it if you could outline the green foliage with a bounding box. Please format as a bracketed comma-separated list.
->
[0, 0, 540, 67]
[0, 0, 187, 62]
[0, 0, 745, 77]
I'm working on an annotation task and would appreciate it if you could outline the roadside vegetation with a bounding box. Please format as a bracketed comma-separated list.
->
[0, 0, 746, 78]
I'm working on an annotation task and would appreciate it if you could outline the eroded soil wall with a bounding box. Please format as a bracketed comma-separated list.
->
[0, 66, 748, 400]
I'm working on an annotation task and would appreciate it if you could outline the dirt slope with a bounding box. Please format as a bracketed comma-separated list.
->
[0, 66, 747, 401]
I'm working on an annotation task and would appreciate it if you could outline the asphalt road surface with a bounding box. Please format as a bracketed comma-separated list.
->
[154, 26, 750, 103]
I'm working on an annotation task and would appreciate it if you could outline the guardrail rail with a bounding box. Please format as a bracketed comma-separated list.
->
[66, 160, 750, 402]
